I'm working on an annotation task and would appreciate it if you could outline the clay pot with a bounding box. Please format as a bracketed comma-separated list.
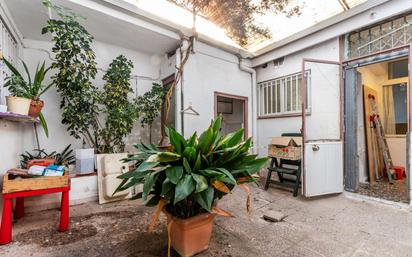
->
[5, 96, 31, 115]
[28, 99, 44, 118]
[164, 211, 215, 257]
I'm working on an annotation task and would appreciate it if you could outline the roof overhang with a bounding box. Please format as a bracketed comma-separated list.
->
[4, 0, 182, 54]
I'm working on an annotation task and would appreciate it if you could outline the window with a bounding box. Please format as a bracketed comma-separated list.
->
[346, 13, 412, 59]
[383, 83, 408, 135]
[258, 71, 310, 117]
[0, 18, 19, 103]
[388, 59, 408, 79]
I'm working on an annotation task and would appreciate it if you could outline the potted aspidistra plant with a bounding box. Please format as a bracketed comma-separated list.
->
[115, 115, 268, 257]
[1, 55, 51, 136]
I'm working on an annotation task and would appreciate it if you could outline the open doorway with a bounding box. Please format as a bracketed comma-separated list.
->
[214, 92, 248, 138]
[354, 57, 409, 203]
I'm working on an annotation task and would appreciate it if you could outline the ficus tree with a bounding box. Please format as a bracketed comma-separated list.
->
[42, 0, 100, 148]
[100, 55, 139, 153]
[42, 0, 140, 153]
[136, 83, 168, 144]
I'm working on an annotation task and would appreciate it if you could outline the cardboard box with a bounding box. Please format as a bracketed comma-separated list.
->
[268, 137, 302, 160]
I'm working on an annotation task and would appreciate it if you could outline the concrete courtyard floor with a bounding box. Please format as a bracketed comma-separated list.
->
[1, 186, 412, 257]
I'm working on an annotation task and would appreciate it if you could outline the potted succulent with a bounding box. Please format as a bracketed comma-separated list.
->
[1, 56, 52, 136]
[2, 56, 52, 117]
[115, 116, 268, 257]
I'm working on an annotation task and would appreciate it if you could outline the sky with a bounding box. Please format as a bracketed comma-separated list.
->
[130, 0, 368, 52]
[249, 0, 368, 51]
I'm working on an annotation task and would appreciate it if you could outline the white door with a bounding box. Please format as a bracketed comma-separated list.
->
[302, 59, 343, 197]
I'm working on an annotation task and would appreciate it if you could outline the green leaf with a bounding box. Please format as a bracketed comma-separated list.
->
[136, 161, 159, 172]
[216, 168, 236, 185]
[167, 127, 187, 154]
[199, 169, 225, 179]
[38, 112, 49, 138]
[182, 146, 196, 162]
[161, 178, 174, 197]
[174, 174, 195, 204]
[233, 157, 268, 175]
[157, 152, 181, 162]
[187, 132, 197, 147]
[192, 174, 208, 193]
[212, 115, 222, 133]
[195, 187, 214, 212]
[217, 129, 244, 149]
[142, 171, 160, 200]
[166, 166, 183, 184]
[183, 158, 191, 173]
[117, 170, 135, 179]
[193, 153, 202, 171]
[21, 59, 32, 87]
[198, 127, 214, 153]
[114, 177, 140, 195]
[2, 57, 23, 79]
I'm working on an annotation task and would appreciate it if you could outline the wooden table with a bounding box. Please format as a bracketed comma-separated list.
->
[0, 173, 70, 245]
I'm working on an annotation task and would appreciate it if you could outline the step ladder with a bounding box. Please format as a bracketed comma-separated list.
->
[367, 94, 396, 183]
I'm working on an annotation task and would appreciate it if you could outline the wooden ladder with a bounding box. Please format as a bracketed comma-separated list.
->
[367, 94, 396, 183]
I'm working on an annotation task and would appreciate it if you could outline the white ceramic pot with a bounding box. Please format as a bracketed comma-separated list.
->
[6, 96, 31, 115]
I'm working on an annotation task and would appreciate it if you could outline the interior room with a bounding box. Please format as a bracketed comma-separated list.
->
[356, 57, 409, 203]
[216, 95, 246, 137]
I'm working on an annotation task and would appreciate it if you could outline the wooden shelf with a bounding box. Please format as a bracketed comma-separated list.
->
[0, 112, 39, 123]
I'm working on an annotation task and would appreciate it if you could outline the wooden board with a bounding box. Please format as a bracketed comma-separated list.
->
[2, 172, 69, 194]
[363, 86, 384, 184]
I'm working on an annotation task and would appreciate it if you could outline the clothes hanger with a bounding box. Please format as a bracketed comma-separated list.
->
[181, 102, 200, 116]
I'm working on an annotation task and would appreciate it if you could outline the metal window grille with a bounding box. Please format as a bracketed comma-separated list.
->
[0, 17, 18, 102]
[346, 13, 412, 59]
[258, 71, 310, 117]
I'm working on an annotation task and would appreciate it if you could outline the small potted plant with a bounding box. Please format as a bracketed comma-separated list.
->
[2, 56, 52, 117]
[1, 55, 52, 136]
[115, 115, 268, 257]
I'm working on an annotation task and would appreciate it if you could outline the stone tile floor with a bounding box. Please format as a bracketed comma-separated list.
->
[1, 186, 412, 257]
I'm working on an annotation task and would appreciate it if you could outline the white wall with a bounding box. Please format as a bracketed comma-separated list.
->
[181, 41, 252, 138]
[0, 37, 163, 211]
[255, 38, 340, 156]
[18, 39, 162, 155]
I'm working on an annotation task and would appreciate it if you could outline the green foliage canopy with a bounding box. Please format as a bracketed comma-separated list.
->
[100, 55, 139, 153]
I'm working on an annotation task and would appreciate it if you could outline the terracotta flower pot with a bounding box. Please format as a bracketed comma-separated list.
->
[164, 211, 215, 257]
[28, 99, 44, 118]
[5, 96, 31, 115]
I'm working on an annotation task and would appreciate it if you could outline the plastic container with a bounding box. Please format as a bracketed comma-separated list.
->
[75, 148, 95, 174]
[393, 166, 405, 180]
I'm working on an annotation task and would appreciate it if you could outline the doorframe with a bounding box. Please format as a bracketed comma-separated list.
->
[342, 44, 412, 203]
[161, 74, 175, 137]
[214, 91, 248, 138]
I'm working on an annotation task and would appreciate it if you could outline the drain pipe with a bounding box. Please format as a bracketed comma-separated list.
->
[238, 57, 258, 155]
